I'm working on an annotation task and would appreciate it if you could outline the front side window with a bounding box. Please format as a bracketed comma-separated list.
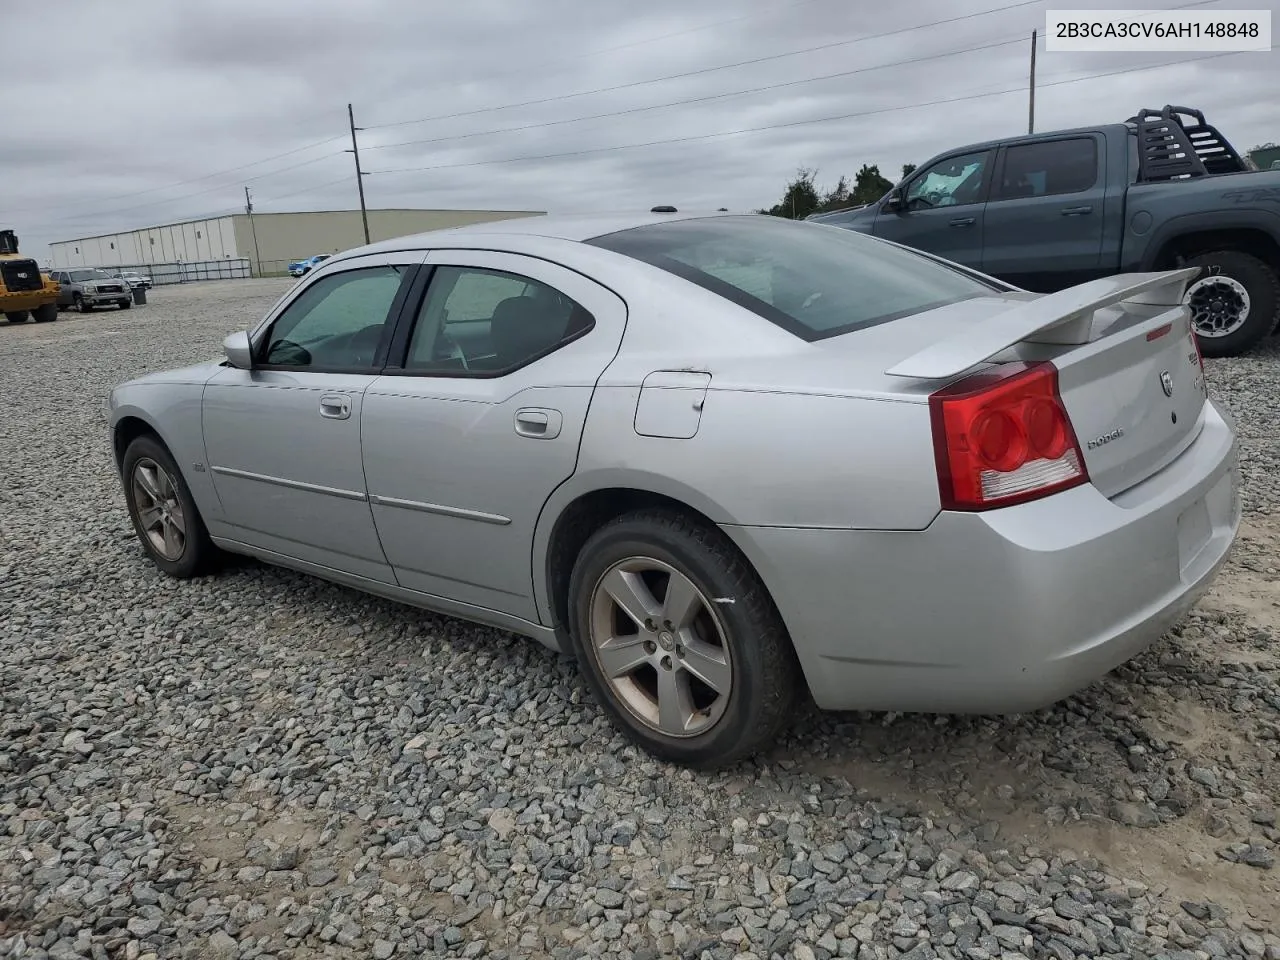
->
[404, 266, 593, 374]
[904, 151, 991, 209]
[994, 138, 1098, 200]
[588, 216, 998, 341]
[259, 265, 406, 369]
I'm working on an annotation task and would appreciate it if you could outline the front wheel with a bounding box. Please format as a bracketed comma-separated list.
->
[4, 310, 30, 324]
[1183, 251, 1279, 357]
[75, 294, 92, 313]
[32, 303, 58, 323]
[121, 435, 219, 578]
[118, 299, 131, 310]
[566, 509, 802, 768]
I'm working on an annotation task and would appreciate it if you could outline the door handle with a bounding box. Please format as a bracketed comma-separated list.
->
[949, 217, 976, 227]
[319, 393, 351, 420]
[514, 407, 562, 440]
[1060, 205, 1093, 216]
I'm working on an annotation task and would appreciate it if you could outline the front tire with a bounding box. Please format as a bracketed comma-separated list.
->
[4, 310, 30, 324]
[121, 435, 218, 578]
[118, 299, 131, 310]
[75, 294, 92, 313]
[566, 509, 802, 768]
[33, 303, 58, 323]
[1183, 251, 1279, 357]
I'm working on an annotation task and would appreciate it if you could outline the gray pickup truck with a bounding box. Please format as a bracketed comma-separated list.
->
[812, 105, 1280, 357]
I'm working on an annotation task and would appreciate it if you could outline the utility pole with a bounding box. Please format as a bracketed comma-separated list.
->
[1028, 29, 1037, 135]
[347, 103, 371, 245]
[244, 186, 263, 278]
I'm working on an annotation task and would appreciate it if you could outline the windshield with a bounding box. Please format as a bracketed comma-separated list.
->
[587, 216, 1000, 341]
[69, 269, 112, 282]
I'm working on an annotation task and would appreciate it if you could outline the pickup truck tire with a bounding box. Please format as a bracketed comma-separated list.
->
[32, 303, 58, 323]
[1183, 251, 1279, 357]
[75, 294, 92, 313]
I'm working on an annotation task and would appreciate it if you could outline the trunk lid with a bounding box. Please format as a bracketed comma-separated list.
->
[879, 267, 1207, 498]
[1023, 311, 1206, 497]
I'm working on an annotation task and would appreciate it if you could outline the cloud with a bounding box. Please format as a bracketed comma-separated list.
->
[2, 0, 1274, 260]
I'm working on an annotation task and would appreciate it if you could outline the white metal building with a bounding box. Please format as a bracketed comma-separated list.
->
[48, 208, 545, 275]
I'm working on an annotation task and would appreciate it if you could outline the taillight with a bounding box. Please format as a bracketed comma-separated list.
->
[1189, 328, 1205, 373]
[929, 361, 1089, 511]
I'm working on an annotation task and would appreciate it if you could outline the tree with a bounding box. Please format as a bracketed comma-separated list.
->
[760, 167, 822, 219]
[760, 160, 915, 217]
[820, 174, 850, 211]
[850, 164, 893, 205]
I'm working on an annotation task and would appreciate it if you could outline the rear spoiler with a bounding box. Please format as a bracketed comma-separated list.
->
[884, 267, 1201, 380]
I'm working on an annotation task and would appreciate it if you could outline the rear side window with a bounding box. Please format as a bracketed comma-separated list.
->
[587, 216, 998, 341]
[994, 138, 1098, 200]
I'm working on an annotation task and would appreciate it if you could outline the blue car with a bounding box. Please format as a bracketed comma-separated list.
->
[287, 254, 331, 278]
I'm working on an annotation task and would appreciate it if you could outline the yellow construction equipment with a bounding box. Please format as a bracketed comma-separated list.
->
[1, 229, 59, 324]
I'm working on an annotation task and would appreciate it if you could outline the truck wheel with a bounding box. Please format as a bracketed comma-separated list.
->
[75, 294, 93, 313]
[119, 299, 131, 310]
[1183, 251, 1279, 357]
[33, 303, 58, 323]
[5, 310, 30, 324]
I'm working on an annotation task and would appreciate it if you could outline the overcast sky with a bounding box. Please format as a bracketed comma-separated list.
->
[2, 0, 1275, 261]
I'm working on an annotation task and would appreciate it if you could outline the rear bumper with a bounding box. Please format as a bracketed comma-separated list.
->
[722, 400, 1240, 714]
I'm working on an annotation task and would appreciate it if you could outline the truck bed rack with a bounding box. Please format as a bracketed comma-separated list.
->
[1126, 105, 1248, 182]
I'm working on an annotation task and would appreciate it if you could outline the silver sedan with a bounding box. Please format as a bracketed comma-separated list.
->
[107, 211, 1241, 767]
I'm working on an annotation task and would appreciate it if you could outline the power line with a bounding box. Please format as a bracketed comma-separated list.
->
[255, 175, 355, 206]
[3, 134, 346, 218]
[362, 0, 835, 103]
[5, 0, 829, 220]
[43, 151, 347, 224]
[362, 0, 1047, 132]
[366, 35, 1028, 153]
[370, 50, 1245, 177]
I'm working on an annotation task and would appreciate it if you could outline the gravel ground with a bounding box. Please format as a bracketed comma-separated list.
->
[2, 279, 1278, 960]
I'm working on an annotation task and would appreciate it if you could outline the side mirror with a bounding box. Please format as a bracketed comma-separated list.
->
[883, 188, 905, 212]
[223, 330, 254, 369]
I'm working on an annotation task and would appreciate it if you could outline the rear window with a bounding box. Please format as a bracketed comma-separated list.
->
[587, 215, 999, 341]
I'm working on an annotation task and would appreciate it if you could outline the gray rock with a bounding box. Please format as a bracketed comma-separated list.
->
[941, 871, 980, 892]
[207, 930, 238, 957]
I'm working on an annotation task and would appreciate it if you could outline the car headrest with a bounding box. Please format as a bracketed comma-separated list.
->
[489, 296, 569, 364]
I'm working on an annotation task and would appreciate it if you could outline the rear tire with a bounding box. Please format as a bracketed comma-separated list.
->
[566, 509, 802, 769]
[1183, 250, 1279, 357]
[4, 310, 30, 324]
[121, 434, 219, 579]
[33, 303, 58, 323]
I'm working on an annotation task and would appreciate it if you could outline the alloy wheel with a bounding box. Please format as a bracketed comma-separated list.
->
[1186, 275, 1251, 338]
[588, 557, 734, 738]
[131, 457, 187, 561]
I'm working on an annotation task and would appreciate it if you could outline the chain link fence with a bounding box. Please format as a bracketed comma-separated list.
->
[116, 259, 253, 285]
[46, 258, 255, 285]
